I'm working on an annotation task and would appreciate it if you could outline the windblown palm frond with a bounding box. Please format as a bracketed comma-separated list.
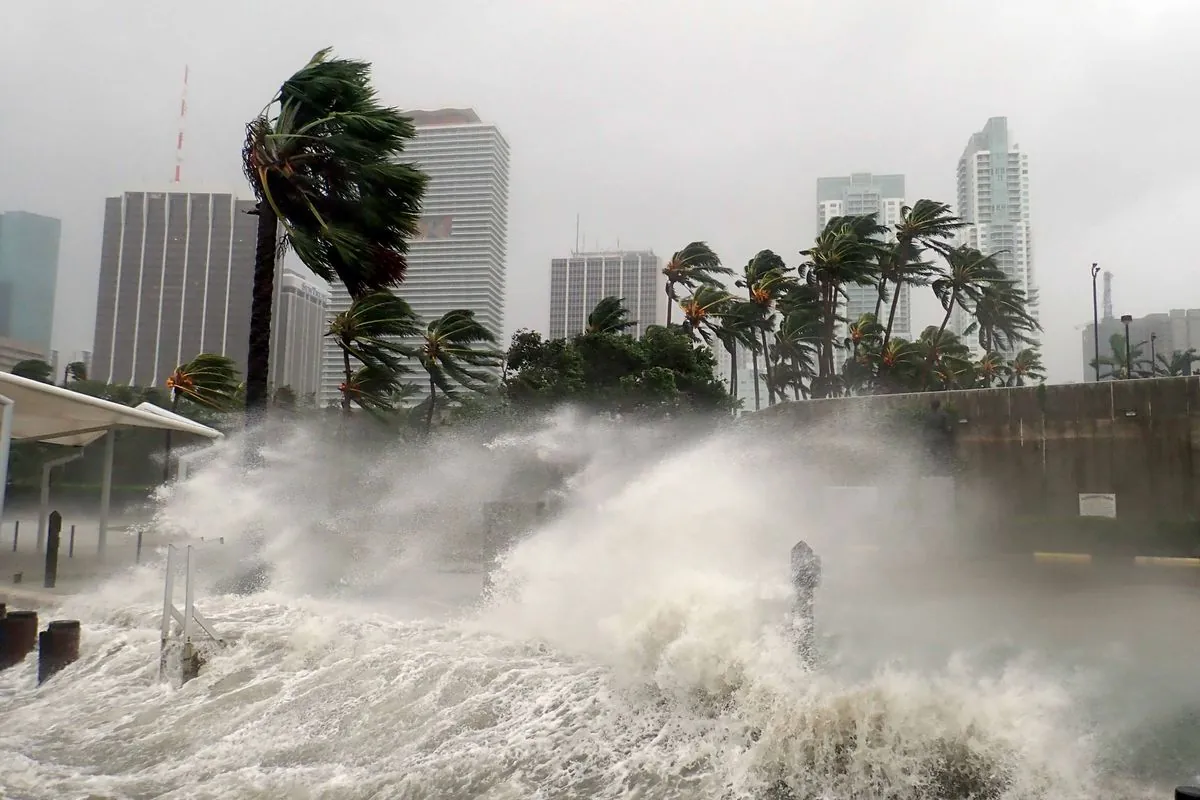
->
[586, 296, 638, 335]
[167, 354, 241, 411]
[418, 310, 502, 433]
[663, 242, 733, 325]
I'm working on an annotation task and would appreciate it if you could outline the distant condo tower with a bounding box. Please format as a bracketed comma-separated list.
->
[816, 173, 908, 340]
[549, 249, 662, 339]
[952, 117, 1035, 352]
[320, 108, 510, 406]
[91, 190, 324, 390]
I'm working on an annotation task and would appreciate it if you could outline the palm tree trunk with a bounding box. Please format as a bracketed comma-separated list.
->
[730, 347, 738, 403]
[760, 328, 776, 405]
[244, 202, 278, 419]
[751, 348, 762, 411]
[924, 293, 958, 389]
[882, 280, 903, 349]
[874, 280, 886, 321]
[425, 374, 437, 434]
[341, 349, 353, 412]
[665, 282, 674, 326]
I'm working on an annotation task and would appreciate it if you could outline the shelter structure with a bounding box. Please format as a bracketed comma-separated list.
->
[0, 372, 222, 555]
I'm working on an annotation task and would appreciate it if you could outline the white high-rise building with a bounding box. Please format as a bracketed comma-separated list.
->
[320, 108, 510, 406]
[952, 117, 1035, 353]
[816, 173, 908, 339]
[270, 270, 327, 400]
[549, 250, 661, 339]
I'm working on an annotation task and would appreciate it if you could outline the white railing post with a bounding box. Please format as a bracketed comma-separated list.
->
[159, 541, 223, 684]
[159, 545, 176, 679]
[183, 546, 195, 645]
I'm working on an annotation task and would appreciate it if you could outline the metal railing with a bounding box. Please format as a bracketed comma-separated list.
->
[159, 544, 223, 681]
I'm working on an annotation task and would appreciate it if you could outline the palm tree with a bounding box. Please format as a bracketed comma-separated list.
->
[61, 360, 88, 385]
[773, 310, 820, 400]
[912, 327, 975, 391]
[881, 200, 968, 349]
[164, 353, 240, 480]
[971, 279, 1040, 353]
[974, 351, 1009, 389]
[1156, 348, 1199, 377]
[712, 299, 761, 409]
[737, 249, 793, 406]
[586, 296, 637, 335]
[662, 242, 733, 325]
[799, 214, 887, 394]
[678, 285, 735, 346]
[240, 48, 428, 416]
[1006, 348, 1046, 386]
[1092, 332, 1148, 380]
[926, 246, 1004, 387]
[11, 359, 52, 383]
[417, 310, 502, 434]
[326, 290, 421, 412]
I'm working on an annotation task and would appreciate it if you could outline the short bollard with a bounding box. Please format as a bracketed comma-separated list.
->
[44, 511, 62, 589]
[0, 610, 39, 670]
[11, 520, 18, 552]
[38, 620, 81, 684]
[69, 525, 76, 558]
[13, 572, 22, 584]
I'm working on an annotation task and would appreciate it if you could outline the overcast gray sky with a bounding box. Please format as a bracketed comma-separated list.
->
[2, 0, 1198, 381]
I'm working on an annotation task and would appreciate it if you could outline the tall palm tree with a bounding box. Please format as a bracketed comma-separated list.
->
[974, 351, 1009, 389]
[881, 200, 968, 349]
[662, 242, 733, 326]
[241, 48, 428, 417]
[712, 299, 761, 409]
[1006, 348, 1046, 386]
[799, 214, 887, 394]
[326, 290, 421, 412]
[63, 361, 88, 385]
[737, 249, 793, 406]
[1091, 332, 1149, 379]
[1157, 348, 1199, 377]
[912, 327, 975, 391]
[926, 246, 1004, 386]
[586, 296, 637, 335]
[971, 279, 1040, 353]
[164, 354, 240, 480]
[678, 285, 735, 346]
[417, 310, 502, 434]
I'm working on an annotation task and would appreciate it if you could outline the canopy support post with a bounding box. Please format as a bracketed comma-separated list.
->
[98, 429, 115, 558]
[0, 396, 12, 534]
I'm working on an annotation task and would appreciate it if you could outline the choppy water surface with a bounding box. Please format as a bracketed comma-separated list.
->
[1, 412, 1196, 799]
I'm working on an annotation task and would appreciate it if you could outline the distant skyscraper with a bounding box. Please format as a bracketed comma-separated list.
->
[0, 210, 62, 354]
[816, 174, 908, 339]
[91, 190, 316, 390]
[270, 270, 328, 399]
[549, 250, 661, 339]
[952, 117, 1035, 353]
[320, 108, 510, 406]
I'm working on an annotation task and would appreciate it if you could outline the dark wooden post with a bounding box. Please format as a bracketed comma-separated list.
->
[69, 524, 76, 558]
[43, 511, 62, 589]
[11, 520, 18, 551]
[136, 530, 143, 564]
[38, 619, 81, 684]
[0, 610, 39, 670]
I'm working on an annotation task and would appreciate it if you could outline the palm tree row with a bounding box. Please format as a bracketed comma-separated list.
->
[663, 199, 1044, 407]
[326, 290, 501, 432]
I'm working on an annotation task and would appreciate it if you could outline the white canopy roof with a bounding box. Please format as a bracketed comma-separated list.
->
[0, 372, 223, 446]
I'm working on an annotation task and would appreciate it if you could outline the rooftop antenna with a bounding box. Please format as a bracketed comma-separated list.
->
[173, 65, 189, 184]
[575, 213, 580, 254]
[1102, 270, 1113, 320]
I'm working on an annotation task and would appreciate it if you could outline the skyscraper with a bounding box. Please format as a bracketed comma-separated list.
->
[549, 249, 661, 339]
[0, 210, 62, 354]
[320, 108, 510, 405]
[270, 270, 328, 399]
[952, 117, 1035, 352]
[816, 174, 908, 339]
[91, 191, 322, 391]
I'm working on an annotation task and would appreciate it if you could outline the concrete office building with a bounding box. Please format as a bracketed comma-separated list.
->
[321, 108, 510, 405]
[549, 249, 661, 339]
[91, 190, 322, 390]
[1082, 309, 1200, 379]
[952, 117, 1036, 353]
[270, 270, 328, 398]
[816, 174, 908, 340]
[0, 210, 62, 354]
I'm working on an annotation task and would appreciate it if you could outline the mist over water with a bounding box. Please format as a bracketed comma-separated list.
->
[0, 409, 1193, 798]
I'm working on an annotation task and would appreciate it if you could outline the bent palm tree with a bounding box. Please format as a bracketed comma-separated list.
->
[326, 290, 421, 412]
[1006, 348, 1046, 386]
[882, 200, 967, 349]
[738, 249, 793, 405]
[1157, 348, 1199, 377]
[926, 246, 1004, 386]
[241, 48, 428, 416]
[586, 296, 637, 335]
[164, 354, 240, 480]
[418, 310, 502, 434]
[678, 285, 735, 346]
[972, 279, 1040, 353]
[712, 299, 760, 408]
[663, 242, 732, 325]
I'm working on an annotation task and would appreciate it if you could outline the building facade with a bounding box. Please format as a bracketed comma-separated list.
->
[1082, 309, 1200, 379]
[0, 210, 62, 353]
[270, 270, 327, 399]
[952, 117, 1035, 353]
[549, 250, 661, 339]
[91, 190, 320, 391]
[0, 337, 48, 373]
[816, 174, 908, 339]
[321, 108, 510, 405]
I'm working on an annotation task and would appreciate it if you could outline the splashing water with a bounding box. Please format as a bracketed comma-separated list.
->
[0, 410, 1175, 799]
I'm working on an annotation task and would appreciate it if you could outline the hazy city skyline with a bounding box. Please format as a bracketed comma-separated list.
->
[3, 1, 1199, 384]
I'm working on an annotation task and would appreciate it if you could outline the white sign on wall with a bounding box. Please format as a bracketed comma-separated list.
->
[1078, 493, 1117, 518]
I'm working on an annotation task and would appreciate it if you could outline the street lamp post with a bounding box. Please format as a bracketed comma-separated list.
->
[1121, 314, 1133, 379]
[1150, 332, 1157, 376]
[1090, 263, 1101, 382]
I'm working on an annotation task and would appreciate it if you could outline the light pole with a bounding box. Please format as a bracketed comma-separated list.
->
[1121, 314, 1133, 379]
[1150, 332, 1157, 376]
[1091, 263, 1101, 381]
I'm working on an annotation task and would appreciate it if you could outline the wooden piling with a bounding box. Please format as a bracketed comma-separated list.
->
[38, 620, 81, 684]
[11, 520, 18, 551]
[0, 610, 39, 670]
[43, 511, 62, 589]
